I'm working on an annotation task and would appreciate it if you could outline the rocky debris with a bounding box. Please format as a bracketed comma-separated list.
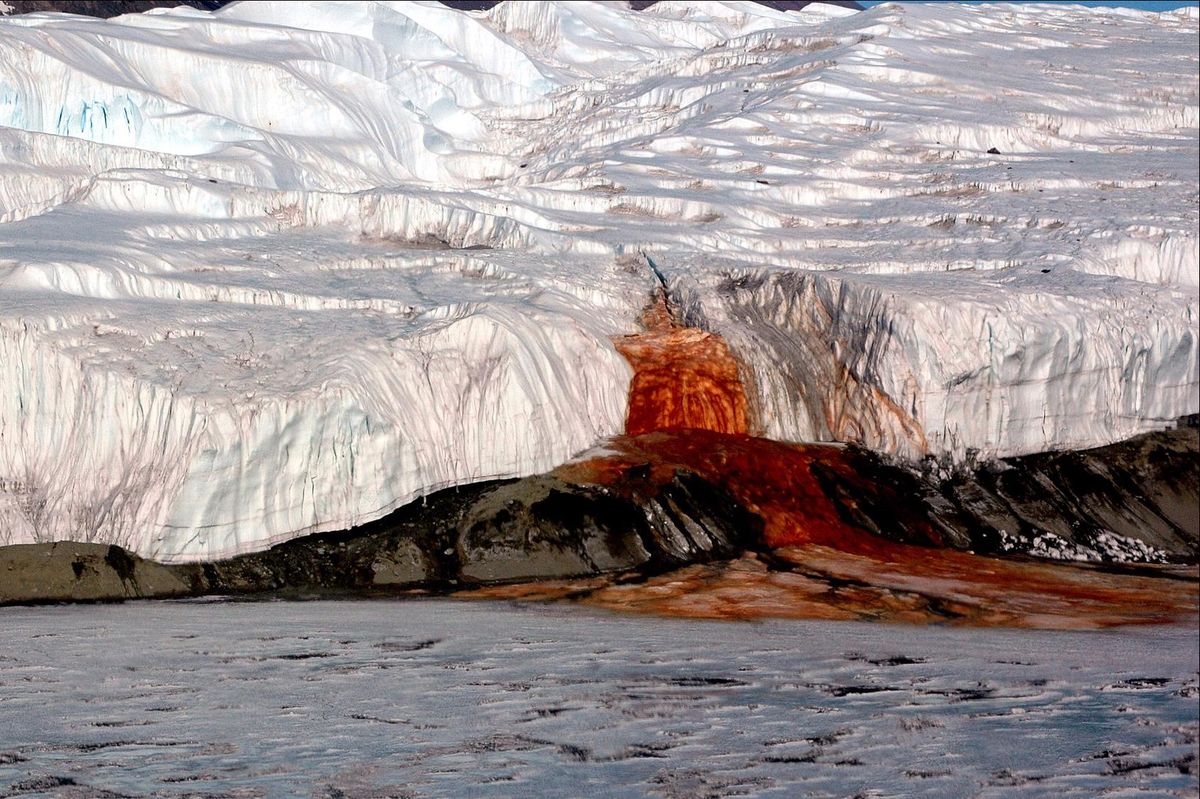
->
[914, 422, 1199, 563]
[995, 529, 1169, 564]
[0, 1, 227, 15]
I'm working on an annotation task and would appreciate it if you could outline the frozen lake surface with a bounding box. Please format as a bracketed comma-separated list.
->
[0, 599, 1196, 798]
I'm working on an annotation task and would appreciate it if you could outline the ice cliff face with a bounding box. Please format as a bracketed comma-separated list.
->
[0, 1, 1196, 560]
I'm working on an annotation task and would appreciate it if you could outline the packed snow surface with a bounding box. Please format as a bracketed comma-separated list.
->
[0, 600, 1197, 798]
[0, 1, 1196, 559]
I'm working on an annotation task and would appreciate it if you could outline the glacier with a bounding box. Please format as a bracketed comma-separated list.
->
[0, 0, 1196, 561]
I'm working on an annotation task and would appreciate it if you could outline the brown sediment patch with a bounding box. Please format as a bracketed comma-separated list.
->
[614, 293, 748, 436]
[461, 551, 1200, 630]
[587, 549, 1197, 629]
[765, 545, 1198, 628]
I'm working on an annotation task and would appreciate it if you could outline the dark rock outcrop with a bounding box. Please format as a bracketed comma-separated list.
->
[783, 424, 1197, 564]
[1, 1, 226, 16]
[2, 465, 756, 604]
[180, 463, 759, 598]
[915, 423, 1198, 563]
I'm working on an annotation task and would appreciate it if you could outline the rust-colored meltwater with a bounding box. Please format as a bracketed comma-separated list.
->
[615, 293, 748, 436]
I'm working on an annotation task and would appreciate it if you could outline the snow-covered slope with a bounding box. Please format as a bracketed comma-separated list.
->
[0, 1, 1196, 560]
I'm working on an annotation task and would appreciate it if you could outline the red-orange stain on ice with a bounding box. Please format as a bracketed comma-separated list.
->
[615, 295, 748, 436]
[609, 295, 929, 549]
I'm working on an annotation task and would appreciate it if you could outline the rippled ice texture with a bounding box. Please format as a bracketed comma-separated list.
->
[0, 601, 1196, 798]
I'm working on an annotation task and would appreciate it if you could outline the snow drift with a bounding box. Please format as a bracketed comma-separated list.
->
[0, 1, 1196, 560]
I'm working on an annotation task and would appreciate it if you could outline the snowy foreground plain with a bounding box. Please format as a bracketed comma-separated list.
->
[0, 599, 1197, 799]
[0, 1, 1196, 561]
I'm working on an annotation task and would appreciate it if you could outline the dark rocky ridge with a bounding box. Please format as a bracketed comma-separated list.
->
[0, 0, 226, 14]
[0, 422, 1195, 606]
[191, 465, 760, 597]
[917, 420, 1199, 562]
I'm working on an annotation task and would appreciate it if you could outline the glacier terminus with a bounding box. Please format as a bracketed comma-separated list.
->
[0, 0, 1196, 562]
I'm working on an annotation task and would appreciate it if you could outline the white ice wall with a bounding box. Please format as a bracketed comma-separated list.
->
[0, 278, 634, 562]
[0, 1, 1196, 558]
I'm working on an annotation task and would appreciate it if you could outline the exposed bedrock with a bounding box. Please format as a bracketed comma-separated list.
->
[1, 422, 1195, 606]
[926, 419, 1199, 563]
[0, 459, 761, 604]
[0, 542, 194, 604]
